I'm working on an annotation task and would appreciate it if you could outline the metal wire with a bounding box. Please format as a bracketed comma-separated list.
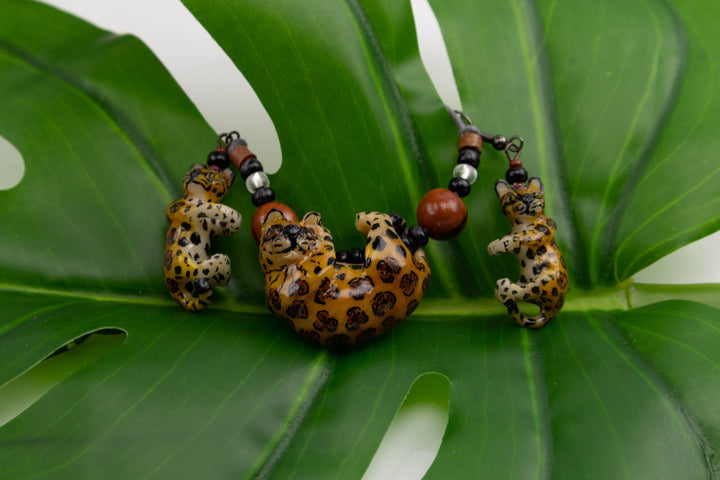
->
[505, 135, 524, 161]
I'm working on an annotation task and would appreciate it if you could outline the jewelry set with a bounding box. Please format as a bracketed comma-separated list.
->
[163, 107, 568, 347]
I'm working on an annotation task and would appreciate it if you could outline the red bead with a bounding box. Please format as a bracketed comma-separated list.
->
[416, 188, 467, 240]
[509, 159, 523, 168]
[251, 202, 298, 244]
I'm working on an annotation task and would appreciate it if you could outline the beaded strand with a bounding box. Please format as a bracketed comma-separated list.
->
[211, 132, 300, 246]
[215, 109, 513, 256]
[405, 109, 510, 250]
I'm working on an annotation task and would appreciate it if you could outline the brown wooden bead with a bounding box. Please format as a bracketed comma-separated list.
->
[416, 188, 467, 240]
[228, 144, 257, 170]
[251, 201, 298, 244]
[458, 131, 483, 154]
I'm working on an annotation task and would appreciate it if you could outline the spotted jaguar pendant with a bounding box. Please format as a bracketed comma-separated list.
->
[488, 176, 568, 328]
[258, 210, 431, 346]
[164, 163, 242, 311]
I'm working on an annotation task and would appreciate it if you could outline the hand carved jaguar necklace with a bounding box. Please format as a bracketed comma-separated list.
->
[162, 112, 569, 339]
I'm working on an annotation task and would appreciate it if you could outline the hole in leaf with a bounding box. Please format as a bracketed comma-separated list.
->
[362, 372, 450, 480]
[0, 328, 127, 428]
[0, 135, 24, 190]
[410, 0, 462, 110]
[634, 231, 720, 284]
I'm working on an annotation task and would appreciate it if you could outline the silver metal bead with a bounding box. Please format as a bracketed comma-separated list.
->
[452, 163, 478, 185]
[246, 171, 270, 193]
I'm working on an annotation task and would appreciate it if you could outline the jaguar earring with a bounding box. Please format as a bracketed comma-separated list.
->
[487, 137, 568, 328]
[163, 133, 242, 311]
[221, 110, 499, 347]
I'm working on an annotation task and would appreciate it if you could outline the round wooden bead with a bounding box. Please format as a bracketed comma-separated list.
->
[416, 188, 467, 240]
[251, 202, 298, 244]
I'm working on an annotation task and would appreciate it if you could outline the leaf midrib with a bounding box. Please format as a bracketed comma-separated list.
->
[4, 280, 719, 320]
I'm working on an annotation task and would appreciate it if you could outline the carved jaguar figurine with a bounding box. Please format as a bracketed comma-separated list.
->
[164, 164, 242, 311]
[488, 177, 568, 328]
[259, 210, 431, 346]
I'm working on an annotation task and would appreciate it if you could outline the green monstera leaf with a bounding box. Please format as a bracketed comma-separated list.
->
[1, 0, 719, 478]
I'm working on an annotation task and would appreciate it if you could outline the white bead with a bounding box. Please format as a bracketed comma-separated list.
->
[453, 163, 478, 185]
[246, 171, 270, 193]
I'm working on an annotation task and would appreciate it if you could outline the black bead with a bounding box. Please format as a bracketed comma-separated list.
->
[448, 177, 471, 197]
[240, 159, 263, 180]
[207, 150, 230, 169]
[408, 225, 429, 248]
[389, 212, 407, 234]
[349, 248, 364, 264]
[400, 233, 414, 252]
[336, 250, 349, 263]
[491, 135, 508, 151]
[457, 147, 480, 168]
[506, 167, 528, 184]
[251, 187, 275, 206]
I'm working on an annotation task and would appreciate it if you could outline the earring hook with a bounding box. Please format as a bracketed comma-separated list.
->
[504, 136, 524, 161]
[445, 106, 511, 151]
